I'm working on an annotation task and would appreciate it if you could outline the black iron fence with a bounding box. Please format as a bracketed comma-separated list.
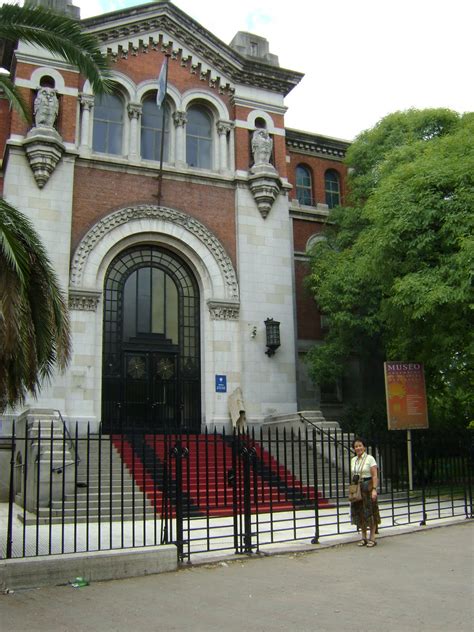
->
[1, 423, 472, 562]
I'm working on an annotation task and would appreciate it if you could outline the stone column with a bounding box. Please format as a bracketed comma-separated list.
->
[173, 110, 187, 168]
[217, 120, 233, 173]
[79, 94, 94, 153]
[127, 103, 142, 163]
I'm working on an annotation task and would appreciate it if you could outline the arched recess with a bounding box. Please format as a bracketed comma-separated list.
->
[69, 205, 240, 430]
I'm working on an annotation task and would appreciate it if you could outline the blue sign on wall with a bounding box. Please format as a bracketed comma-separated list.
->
[215, 375, 227, 393]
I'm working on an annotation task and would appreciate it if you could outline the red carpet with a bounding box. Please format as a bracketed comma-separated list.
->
[112, 433, 332, 518]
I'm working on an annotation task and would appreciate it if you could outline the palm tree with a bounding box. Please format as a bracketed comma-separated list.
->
[0, 3, 111, 410]
[0, 3, 112, 120]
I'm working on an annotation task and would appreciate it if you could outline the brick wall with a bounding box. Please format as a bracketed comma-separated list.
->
[71, 165, 237, 264]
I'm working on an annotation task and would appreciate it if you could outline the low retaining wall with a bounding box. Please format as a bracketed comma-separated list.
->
[0, 544, 177, 590]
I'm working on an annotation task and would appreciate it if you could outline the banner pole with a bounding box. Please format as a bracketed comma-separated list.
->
[407, 429, 413, 491]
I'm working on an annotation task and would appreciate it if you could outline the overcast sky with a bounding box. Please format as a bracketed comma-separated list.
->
[34, 0, 474, 139]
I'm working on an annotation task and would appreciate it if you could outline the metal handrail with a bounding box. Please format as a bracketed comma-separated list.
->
[54, 409, 81, 467]
[298, 412, 355, 456]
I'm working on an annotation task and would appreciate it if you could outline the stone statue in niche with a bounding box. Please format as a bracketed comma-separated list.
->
[251, 128, 273, 165]
[34, 87, 59, 128]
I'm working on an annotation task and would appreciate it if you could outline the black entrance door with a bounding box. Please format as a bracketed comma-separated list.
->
[123, 351, 178, 431]
[102, 246, 201, 433]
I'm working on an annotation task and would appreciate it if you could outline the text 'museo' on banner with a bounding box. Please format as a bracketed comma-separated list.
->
[384, 362, 429, 430]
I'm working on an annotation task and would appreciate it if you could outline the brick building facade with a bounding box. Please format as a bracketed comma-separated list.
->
[1, 1, 349, 432]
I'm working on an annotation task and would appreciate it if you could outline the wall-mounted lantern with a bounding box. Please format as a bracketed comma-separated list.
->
[264, 318, 281, 356]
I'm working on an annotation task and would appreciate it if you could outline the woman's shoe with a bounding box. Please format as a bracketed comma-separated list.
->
[366, 540, 377, 547]
[357, 539, 367, 546]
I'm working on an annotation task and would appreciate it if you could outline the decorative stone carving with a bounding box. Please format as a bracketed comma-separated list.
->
[173, 110, 187, 127]
[79, 93, 95, 111]
[70, 205, 239, 301]
[69, 289, 101, 311]
[207, 300, 240, 320]
[23, 86, 65, 188]
[34, 87, 59, 128]
[251, 129, 273, 166]
[248, 173, 282, 219]
[127, 103, 142, 119]
[248, 128, 281, 219]
[217, 120, 233, 136]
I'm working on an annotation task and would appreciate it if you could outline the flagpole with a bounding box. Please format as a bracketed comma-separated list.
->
[157, 53, 170, 206]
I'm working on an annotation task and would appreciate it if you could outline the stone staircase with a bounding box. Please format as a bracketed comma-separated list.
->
[30, 436, 156, 525]
[262, 410, 356, 499]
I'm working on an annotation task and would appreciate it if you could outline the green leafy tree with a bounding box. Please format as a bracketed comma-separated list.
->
[0, 4, 111, 410]
[307, 109, 474, 430]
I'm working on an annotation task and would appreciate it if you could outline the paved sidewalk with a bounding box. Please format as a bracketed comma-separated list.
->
[1, 521, 473, 632]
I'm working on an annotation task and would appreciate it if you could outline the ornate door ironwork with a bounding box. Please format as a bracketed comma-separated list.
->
[102, 246, 200, 433]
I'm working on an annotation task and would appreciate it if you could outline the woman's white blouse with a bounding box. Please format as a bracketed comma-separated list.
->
[351, 453, 377, 478]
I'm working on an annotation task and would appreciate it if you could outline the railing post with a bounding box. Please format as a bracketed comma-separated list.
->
[241, 444, 253, 554]
[419, 434, 427, 526]
[311, 427, 320, 544]
[171, 440, 188, 561]
[6, 421, 16, 559]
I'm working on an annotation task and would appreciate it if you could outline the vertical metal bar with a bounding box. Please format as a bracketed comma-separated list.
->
[232, 429, 239, 554]
[334, 428, 340, 533]
[109, 429, 113, 549]
[22, 421, 29, 557]
[131, 426, 136, 546]
[6, 421, 16, 559]
[204, 428, 210, 549]
[153, 431, 158, 545]
[142, 429, 147, 547]
[185, 431, 191, 562]
[267, 426, 274, 543]
[291, 428, 296, 539]
[35, 422, 41, 556]
[242, 445, 252, 554]
[275, 427, 281, 502]
[86, 423, 91, 551]
[120, 430, 125, 548]
[419, 434, 427, 525]
[48, 422, 54, 554]
[174, 439, 184, 561]
[311, 428, 320, 545]
[61, 420, 66, 554]
[98, 429, 102, 550]
[74, 423, 79, 553]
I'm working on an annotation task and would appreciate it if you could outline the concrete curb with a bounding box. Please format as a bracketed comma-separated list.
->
[0, 544, 177, 591]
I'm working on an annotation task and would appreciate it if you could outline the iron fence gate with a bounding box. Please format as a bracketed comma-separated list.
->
[1, 424, 473, 562]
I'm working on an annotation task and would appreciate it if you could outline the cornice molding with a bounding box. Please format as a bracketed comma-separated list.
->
[81, 4, 303, 96]
[69, 289, 102, 311]
[286, 128, 350, 160]
[207, 299, 240, 321]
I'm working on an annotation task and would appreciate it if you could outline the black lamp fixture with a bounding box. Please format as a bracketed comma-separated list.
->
[264, 318, 281, 356]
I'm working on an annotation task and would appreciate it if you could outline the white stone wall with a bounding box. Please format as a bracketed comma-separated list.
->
[235, 186, 298, 425]
[3, 146, 76, 414]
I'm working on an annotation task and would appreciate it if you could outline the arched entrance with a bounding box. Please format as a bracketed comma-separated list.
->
[102, 245, 200, 433]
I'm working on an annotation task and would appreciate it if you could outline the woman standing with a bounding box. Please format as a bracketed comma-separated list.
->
[351, 437, 381, 547]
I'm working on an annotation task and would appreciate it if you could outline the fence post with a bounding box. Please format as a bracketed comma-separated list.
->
[6, 421, 16, 559]
[241, 445, 253, 554]
[419, 434, 427, 526]
[311, 427, 320, 544]
[171, 440, 188, 561]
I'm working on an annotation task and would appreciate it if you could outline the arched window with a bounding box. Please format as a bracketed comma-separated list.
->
[93, 93, 123, 155]
[141, 95, 170, 161]
[296, 165, 313, 206]
[186, 105, 212, 169]
[325, 169, 341, 208]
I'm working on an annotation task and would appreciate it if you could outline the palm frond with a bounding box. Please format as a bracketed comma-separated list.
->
[0, 198, 71, 410]
[0, 4, 112, 94]
[0, 75, 31, 123]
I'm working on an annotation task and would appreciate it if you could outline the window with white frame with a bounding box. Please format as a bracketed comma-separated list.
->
[141, 95, 170, 162]
[325, 169, 341, 208]
[186, 105, 212, 169]
[296, 164, 313, 206]
[92, 93, 124, 155]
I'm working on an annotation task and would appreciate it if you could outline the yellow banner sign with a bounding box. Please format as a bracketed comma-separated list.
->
[384, 362, 429, 430]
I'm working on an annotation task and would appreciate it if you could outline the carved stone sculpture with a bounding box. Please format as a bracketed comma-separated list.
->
[251, 128, 273, 165]
[34, 87, 59, 128]
[24, 86, 64, 188]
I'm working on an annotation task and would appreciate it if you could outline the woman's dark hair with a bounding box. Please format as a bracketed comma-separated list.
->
[352, 436, 367, 449]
